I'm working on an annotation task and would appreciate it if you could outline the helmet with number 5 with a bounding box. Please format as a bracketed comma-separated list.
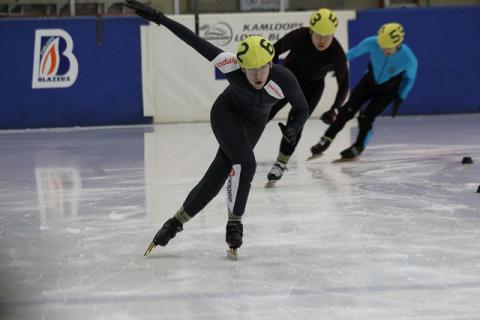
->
[236, 36, 275, 69]
[377, 22, 405, 48]
[309, 8, 338, 36]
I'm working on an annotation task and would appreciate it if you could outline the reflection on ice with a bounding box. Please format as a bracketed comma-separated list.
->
[35, 167, 81, 228]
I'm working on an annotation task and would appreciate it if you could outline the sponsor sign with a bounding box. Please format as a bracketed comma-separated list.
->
[199, 12, 305, 52]
[32, 29, 78, 89]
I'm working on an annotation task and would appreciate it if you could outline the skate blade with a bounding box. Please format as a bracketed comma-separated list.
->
[332, 157, 359, 163]
[144, 241, 156, 256]
[264, 180, 277, 188]
[306, 153, 323, 161]
[227, 247, 238, 260]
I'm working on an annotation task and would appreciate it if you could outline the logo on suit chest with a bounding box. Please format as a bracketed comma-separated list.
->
[387, 66, 397, 74]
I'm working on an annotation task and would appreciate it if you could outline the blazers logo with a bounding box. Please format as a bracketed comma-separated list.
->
[32, 29, 78, 89]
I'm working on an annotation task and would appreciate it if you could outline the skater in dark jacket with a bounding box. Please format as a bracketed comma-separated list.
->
[266, 8, 349, 185]
[310, 22, 418, 161]
[125, 0, 309, 259]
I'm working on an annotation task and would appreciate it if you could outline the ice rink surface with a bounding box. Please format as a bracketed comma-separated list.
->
[1, 114, 479, 320]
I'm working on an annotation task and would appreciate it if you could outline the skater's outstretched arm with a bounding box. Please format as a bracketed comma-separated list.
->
[346, 37, 374, 61]
[272, 28, 302, 63]
[126, 0, 222, 63]
[331, 43, 349, 110]
[397, 48, 418, 100]
[277, 67, 309, 132]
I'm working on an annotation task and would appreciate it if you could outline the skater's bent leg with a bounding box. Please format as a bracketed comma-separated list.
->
[223, 148, 256, 251]
[324, 102, 358, 140]
[209, 99, 266, 252]
[355, 112, 374, 148]
[182, 148, 231, 218]
[149, 149, 231, 250]
[278, 107, 307, 159]
[278, 128, 302, 160]
[210, 100, 264, 217]
[226, 151, 256, 216]
[355, 93, 396, 148]
[269, 126, 302, 179]
[278, 84, 321, 160]
[310, 107, 355, 156]
[225, 161, 253, 250]
[353, 70, 401, 149]
[324, 72, 373, 140]
[267, 108, 303, 181]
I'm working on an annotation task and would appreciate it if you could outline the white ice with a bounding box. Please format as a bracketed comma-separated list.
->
[0, 115, 479, 320]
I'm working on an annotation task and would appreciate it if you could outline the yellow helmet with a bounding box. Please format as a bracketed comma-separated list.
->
[309, 8, 338, 36]
[377, 22, 405, 48]
[236, 36, 275, 69]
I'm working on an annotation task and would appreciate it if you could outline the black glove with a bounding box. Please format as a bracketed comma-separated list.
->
[391, 97, 403, 118]
[320, 107, 338, 125]
[278, 123, 297, 144]
[125, 0, 164, 24]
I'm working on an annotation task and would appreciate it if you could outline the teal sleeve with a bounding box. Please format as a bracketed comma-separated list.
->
[346, 37, 375, 61]
[398, 51, 418, 100]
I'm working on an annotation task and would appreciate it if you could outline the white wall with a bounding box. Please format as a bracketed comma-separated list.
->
[141, 11, 356, 123]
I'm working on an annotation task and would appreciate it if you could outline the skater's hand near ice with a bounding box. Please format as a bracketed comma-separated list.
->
[320, 107, 338, 125]
[391, 97, 403, 118]
[278, 122, 297, 144]
[125, 0, 164, 24]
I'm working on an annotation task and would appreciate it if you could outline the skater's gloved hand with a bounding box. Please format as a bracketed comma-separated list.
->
[278, 123, 297, 144]
[320, 107, 338, 125]
[125, 0, 164, 24]
[391, 97, 403, 118]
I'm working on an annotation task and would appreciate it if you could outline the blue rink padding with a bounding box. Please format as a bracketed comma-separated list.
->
[348, 6, 480, 115]
[1, 8, 480, 130]
[0, 17, 151, 129]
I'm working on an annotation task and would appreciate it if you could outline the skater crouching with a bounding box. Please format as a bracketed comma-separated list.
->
[125, 0, 309, 259]
[310, 22, 418, 161]
[266, 8, 349, 186]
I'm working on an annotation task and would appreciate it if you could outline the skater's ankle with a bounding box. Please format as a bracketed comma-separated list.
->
[174, 206, 191, 225]
[267, 161, 286, 182]
[311, 136, 333, 155]
[277, 152, 290, 166]
[274, 161, 287, 170]
[321, 136, 333, 144]
[340, 144, 364, 159]
[228, 210, 242, 223]
[166, 216, 183, 230]
[354, 143, 365, 152]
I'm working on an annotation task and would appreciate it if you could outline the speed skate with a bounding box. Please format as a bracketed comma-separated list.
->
[227, 247, 238, 260]
[332, 157, 359, 163]
[306, 153, 323, 161]
[265, 180, 277, 188]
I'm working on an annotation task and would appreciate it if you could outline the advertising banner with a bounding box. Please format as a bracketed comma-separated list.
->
[0, 17, 148, 129]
